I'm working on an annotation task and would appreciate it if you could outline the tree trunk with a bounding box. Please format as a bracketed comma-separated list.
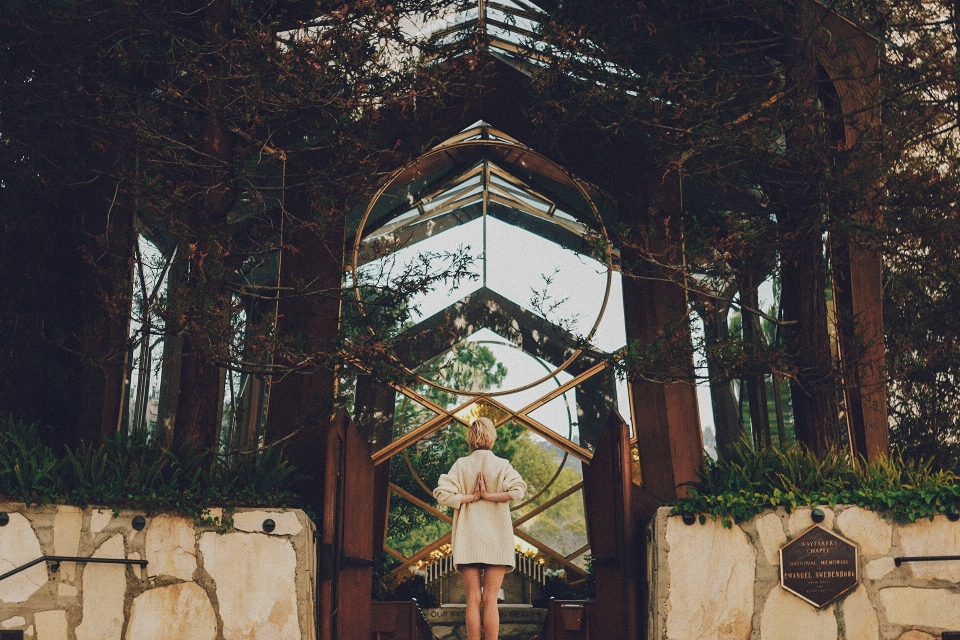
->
[171, 0, 235, 453]
[693, 295, 742, 452]
[740, 272, 771, 448]
[777, 1, 842, 455]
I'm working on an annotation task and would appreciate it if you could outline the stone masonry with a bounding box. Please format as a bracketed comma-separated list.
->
[649, 505, 960, 640]
[0, 503, 316, 640]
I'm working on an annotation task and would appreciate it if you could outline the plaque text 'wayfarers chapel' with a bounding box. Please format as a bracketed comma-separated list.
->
[779, 525, 859, 608]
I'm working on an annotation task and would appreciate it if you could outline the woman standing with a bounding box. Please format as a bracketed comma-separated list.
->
[434, 417, 526, 640]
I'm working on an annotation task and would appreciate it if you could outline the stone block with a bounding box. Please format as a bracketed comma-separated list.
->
[0, 512, 48, 603]
[788, 507, 834, 537]
[125, 582, 217, 640]
[759, 586, 837, 640]
[53, 506, 82, 581]
[864, 557, 895, 581]
[75, 534, 126, 640]
[897, 632, 937, 640]
[89, 510, 112, 534]
[665, 516, 756, 640]
[232, 510, 303, 536]
[897, 516, 960, 582]
[879, 587, 960, 629]
[145, 514, 196, 581]
[57, 583, 77, 598]
[2, 617, 26, 628]
[835, 507, 891, 556]
[756, 512, 787, 566]
[34, 610, 68, 640]
[199, 531, 300, 640]
[841, 585, 878, 640]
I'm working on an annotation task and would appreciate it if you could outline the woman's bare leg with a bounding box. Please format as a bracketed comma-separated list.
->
[481, 566, 507, 640]
[461, 566, 483, 640]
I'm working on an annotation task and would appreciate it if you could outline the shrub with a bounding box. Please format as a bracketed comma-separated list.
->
[0, 417, 301, 522]
[672, 439, 960, 526]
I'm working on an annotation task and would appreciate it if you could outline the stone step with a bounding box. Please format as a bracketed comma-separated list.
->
[423, 605, 547, 640]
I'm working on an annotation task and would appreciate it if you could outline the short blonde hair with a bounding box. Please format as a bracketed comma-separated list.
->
[467, 417, 497, 450]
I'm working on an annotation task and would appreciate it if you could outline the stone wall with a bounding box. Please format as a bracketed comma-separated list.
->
[649, 505, 960, 640]
[0, 502, 316, 640]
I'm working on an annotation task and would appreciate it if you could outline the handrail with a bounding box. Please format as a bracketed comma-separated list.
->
[894, 555, 960, 566]
[0, 556, 148, 583]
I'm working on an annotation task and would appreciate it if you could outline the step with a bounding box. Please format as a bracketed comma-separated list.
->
[422, 605, 547, 640]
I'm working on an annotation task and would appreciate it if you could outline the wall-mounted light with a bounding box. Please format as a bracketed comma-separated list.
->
[0, 512, 9, 527]
[263, 519, 276, 533]
[681, 513, 696, 526]
[811, 508, 825, 524]
[132, 515, 146, 531]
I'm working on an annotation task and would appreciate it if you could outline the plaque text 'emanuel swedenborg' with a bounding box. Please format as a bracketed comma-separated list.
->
[780, 525, 858, 607]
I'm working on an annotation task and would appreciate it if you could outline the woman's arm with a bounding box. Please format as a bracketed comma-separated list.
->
[434, 467, 481, 509]
[478, 472, 515, 503]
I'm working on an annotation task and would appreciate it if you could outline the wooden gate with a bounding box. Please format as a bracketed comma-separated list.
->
[318, 411, 376, 640]
[583, 410, 637, 640]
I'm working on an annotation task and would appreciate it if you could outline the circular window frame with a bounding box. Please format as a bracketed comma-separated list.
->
[350, 138, 615, 398]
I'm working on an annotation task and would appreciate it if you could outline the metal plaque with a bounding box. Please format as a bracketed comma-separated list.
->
[779, 525, 858, 608]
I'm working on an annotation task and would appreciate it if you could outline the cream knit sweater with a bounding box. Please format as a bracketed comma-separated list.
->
[434, 449, 526, 571]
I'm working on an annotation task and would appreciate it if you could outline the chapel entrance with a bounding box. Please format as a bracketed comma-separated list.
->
[330, 122, 644, 639]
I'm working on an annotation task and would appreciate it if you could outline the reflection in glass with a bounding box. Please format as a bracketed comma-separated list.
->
[386, 492, 452, 559]
[518, 489, 589, 558]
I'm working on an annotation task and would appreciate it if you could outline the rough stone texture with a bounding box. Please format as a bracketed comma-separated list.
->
[200, 532, 300, 640]
[836, 507, 891, 556]
[75, 534, 126, 640]
[756, 512, 787, 566]
[665, 516, 756, 640]
[90, 509, 112, 534]
[897, 516, 960, 582]
[53, 506, 83, 581]
[34, 610, 68, 640]
[759, 586, 838, 640]
[0, 512, 48, 603]
[145, 514, 196, 581]
[879, 587, 960, 629]
[128, 552, 142, 579]
[788, 507, 835, 537]
[897, 632, 937, 640]
[57, 583, 78, 597]
[232, 510, 303, 537]
[842, 586, 879, 640]
[865, 557, 896, 581]
[2, 616, 27, 628]
[126, 582, 217, 640]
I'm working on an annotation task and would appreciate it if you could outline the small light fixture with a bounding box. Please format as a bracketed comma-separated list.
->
[681, 513, 696, 526]
[0, 512, 9, 526]
[263, 518, 276, 533]
[811, 508, 825, 524]
[132, 515, 146, 531]
[947, 506, 960, 522]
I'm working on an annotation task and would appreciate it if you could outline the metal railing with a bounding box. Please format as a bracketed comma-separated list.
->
[419, 550, 546, 586]
[0, 556, 148, 583]
[894, 555, 960, 567]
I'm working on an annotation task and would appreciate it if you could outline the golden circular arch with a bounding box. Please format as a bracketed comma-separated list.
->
[350, 136, 615, 398]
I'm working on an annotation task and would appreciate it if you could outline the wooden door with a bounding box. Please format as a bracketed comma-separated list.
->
[583, 410, 636, 640]
[318, 412, 375, 640]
